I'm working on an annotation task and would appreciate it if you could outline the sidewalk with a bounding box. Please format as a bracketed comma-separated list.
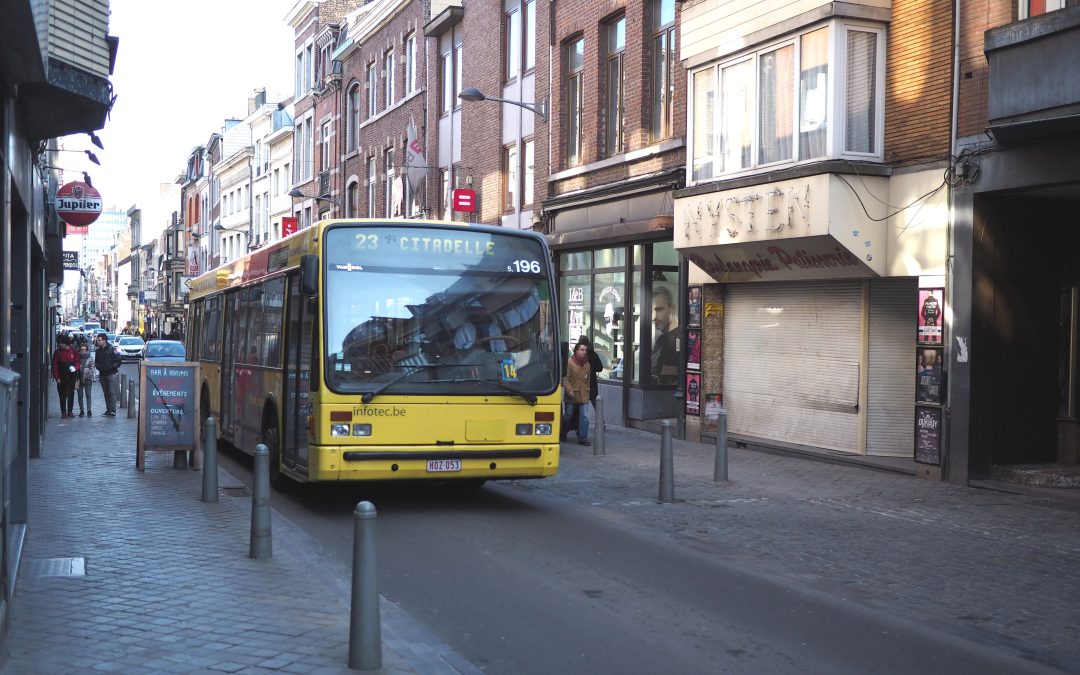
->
[533, 426, 1080, 672]
[0, 401, 474, 674]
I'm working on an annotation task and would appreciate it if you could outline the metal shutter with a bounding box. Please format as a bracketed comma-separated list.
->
[723, 281, 862, 452]
[867, 279, 916, 456]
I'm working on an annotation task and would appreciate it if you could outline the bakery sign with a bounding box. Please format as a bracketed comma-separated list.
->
[55, 181, 103, 228]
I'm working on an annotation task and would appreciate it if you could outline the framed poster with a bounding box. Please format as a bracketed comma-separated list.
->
[685, 372, 701, 415]
[914, 405, 942, 465]
[686, 329, 701, 371]
[916, 347, 943, 404]
[688, 286, 703, 327]
[918, 288, 944, 345]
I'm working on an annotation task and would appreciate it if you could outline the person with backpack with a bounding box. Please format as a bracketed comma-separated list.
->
[93, 332, 122, 417]
[76, 342, 98, 417]
[50, 335, 80, 419]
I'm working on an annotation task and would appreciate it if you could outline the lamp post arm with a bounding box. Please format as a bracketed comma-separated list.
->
[481, 95, 547, 122]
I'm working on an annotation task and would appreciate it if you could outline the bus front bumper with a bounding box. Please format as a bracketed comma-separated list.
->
[306, 443, 561, 481]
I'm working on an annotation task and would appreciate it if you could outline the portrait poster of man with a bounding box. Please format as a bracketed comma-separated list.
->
[917, 288, 944, 345]
[685, 372, 701, 415]
[916, 347, 943, 405]
[650, 284, 680, 385]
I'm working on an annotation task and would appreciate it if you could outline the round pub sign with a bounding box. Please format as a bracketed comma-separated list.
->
[55, 181, 103, 227]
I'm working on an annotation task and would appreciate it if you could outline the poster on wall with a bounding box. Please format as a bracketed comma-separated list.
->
[567, 285, 585, 341]
[916, 347, 943, 405]
[914, 405, 942, 465]
[685, 372, 701, 415]
[688, 286, 703, 327]
[917, 288, 944, 345]
[703, 394, 722, 422]
[686, 329, 701, 371]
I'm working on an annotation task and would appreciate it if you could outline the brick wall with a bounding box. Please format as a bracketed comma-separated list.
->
[339, 0, 430, 219]
[546, 0, 686, 200]
[956, 0, 1014, 139]
[884, 0, 954, 163]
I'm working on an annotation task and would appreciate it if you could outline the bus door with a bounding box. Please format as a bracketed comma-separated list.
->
[220, 289, 240, 435]
[282, 276, 313, 474]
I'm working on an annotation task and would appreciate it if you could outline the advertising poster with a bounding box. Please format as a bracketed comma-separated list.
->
[685, 372, 701, 415]
[916, 347, 943, 405]
[914, 405, 942, 465]
[686, 329, 701, 371]
[703, 394, 722, 422]
[567, 285, 585, 341]
[918, 288, 944, 345]
[688, 286, 702, 327]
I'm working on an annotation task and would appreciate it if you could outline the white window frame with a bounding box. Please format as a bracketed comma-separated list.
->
[405, 33, 417, 93]
[1020, 0, 1066, 19]
[320, 121, 332, 173]
[367, 62, 378, 116]
[687, 20, 885, 185]
[385, 49, 396, 107]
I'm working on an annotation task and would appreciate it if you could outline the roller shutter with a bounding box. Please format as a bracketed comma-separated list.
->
[723, 281, 862, 453]
[867, 279, 916, 456]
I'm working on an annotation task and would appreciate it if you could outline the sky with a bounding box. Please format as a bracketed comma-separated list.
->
[59, 0, 296, 219]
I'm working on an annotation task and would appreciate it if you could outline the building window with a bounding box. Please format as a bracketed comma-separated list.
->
[367, 62, 377, 117]
[366, 156, 376, 218]
[441, 33, 464, 115]
[296, 116, 314, 181]
[384, 148, 395, 218]
[347, 181, 359, 218]
[304, 43, 314, 91]
[523, 139, 534, 206]
[440, 169, 451, 220]
[525, 0, 536, 72]
[405, 33, 417, 93]
[689, 22, 883, 182]
[504, 144, 519, 211]
[566, 37, 585, 166]
[506, 7, 521, 82]
[347, 83, 361, 153]
[384, 49, 395, 107]
[1022, 0, 1066, 18]
[320, 121, 332, 172]
[605, 16, 626, 157]
[650, 0, 676, 141]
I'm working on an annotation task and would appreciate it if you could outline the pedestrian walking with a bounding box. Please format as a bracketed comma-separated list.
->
[561, 336, 603, 441]
[93, 332, 121, 417]
[76, 342, 97, 417]
[50, 335, 80, 419]
[562, 339, 592, 445]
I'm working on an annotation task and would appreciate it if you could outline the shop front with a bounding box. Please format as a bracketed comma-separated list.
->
[546, 170, 686, 430]
[675, 169, 949, 472]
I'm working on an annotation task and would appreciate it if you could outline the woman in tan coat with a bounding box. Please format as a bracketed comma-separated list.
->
[562, 340, 591, 445]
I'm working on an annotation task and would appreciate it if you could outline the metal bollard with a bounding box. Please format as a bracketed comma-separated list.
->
[348, 501, 382, 671]
[119, 373, 127, 408]
[249, 444, 273, 559]
[593, 396, 606, 456]
[714, 408, 729, 482]
[659, 420, 675, 503]
[201, 418, 219, 502]
[126, 384, 136, 419]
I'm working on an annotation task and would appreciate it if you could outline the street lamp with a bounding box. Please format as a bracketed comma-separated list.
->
[458, 87, 547, 121]
[288, 188, 340, 208]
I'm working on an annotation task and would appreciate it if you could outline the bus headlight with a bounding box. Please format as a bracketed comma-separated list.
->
[516, 423, 533, 435]
[331, 423, 350, 437]
[353, 423, 372, 436]
[534, 423, 553, 436]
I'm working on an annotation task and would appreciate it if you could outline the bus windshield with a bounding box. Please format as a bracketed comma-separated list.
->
[323, 225, 558, 397]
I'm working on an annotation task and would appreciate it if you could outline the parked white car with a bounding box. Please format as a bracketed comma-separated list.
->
[116, 335, 145, 361]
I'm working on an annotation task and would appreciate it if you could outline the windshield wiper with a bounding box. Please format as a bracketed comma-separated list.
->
[428, 378, 538, 405]
[360, 362, 470, 403]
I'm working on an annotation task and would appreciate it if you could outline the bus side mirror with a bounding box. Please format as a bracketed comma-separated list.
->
[300, 255, 319, 296]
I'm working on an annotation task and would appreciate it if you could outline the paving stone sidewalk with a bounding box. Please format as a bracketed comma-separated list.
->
[0, 404, 464, 674]
[528, 426, 1080, 673]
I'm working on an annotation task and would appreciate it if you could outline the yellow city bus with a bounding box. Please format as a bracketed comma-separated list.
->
[186, 219, 562, 486]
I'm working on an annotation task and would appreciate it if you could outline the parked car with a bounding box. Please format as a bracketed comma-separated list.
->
[116, 336, 146, 361]
[142, 340, 186, 362]
[81, 322, 102, 336]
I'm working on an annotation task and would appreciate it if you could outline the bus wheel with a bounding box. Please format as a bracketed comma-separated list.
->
[261, 415, 286, 490]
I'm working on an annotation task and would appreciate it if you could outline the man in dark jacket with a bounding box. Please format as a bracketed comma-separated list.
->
[94, 332, 121, 416]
